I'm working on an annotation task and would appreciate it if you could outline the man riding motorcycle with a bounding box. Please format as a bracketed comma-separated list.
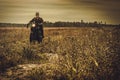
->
[27, 12, 44, 43]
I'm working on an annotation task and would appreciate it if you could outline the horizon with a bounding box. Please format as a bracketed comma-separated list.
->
[0, 21, 119, 26]
[0, 0, 120, 24]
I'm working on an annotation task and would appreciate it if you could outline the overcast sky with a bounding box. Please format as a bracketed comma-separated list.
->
[0, 0, 120, 24]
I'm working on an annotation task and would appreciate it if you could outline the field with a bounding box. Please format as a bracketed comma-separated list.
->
[0, 27, 120, 80]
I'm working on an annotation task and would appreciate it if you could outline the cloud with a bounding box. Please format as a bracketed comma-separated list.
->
[61, 0, 120, 24]
[0, 0, 119, 24]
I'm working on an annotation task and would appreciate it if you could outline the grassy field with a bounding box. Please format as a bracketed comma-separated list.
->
[0, 27, 120, 80]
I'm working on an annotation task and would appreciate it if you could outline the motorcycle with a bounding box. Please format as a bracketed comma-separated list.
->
[28, 22, 44, 43]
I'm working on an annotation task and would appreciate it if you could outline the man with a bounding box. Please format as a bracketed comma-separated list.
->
[27, 12, 44, 43]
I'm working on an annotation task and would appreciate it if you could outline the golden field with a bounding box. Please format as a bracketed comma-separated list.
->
[0, 27, 120, 80]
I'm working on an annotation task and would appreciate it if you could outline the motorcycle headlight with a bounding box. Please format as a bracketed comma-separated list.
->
[32, 24, 35, 27]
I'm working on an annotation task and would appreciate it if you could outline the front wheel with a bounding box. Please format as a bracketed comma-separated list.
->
[37, 36, 43, 43]
[30, 32, 37, 43]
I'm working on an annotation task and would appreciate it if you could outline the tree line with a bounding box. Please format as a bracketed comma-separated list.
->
[0, 20, 119, 27]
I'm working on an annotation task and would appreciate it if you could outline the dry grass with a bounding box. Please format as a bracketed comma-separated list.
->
[0, 27, 120, 80]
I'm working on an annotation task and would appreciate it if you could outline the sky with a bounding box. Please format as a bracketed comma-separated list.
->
[0, 0, 120, 24]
